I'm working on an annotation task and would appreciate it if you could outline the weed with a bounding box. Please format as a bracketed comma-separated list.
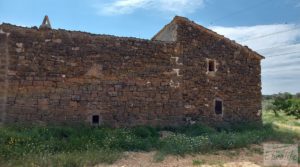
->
[225, 150, 239, 157]
[153, 152, 166, 162]
[250, 147, 263, 155]
[193, 159, 205, 166]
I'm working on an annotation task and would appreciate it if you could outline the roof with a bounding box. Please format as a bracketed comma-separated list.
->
[153, 16, 265, 60]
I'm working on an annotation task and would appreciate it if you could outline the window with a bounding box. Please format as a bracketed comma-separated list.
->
[215, 100, 223, 115]
[208, 59, 216, 72]
[92, 115, 100, 124]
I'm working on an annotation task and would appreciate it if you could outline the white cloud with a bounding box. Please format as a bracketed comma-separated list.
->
[210, 24, 300, 94]
[211, 24, 300, 50]
[93, 0, 205, 15]
[98, 0, 150, 15]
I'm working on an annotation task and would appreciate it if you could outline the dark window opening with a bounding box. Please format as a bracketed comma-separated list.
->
[92, 115, 99, 124]
[215, 100, 223, 115]
[208, 60, 215, 72]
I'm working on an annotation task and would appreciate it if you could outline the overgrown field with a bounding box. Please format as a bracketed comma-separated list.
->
[0, 112, 299, 167]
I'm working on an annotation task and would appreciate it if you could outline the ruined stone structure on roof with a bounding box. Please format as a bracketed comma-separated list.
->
[39, 15, 52, 30]
[0, 16, 263, 127]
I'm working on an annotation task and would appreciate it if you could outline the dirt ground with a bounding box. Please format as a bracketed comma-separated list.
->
[96, 144, 266, 167]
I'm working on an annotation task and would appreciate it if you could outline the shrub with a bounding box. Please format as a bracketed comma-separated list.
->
[159, 134, 211, 155]
[193, 159, 205, 166]
[286, 99, 300, 119]
[132, 126, 159, 138]
[178, 124, 216, 136]
[2, 150, 122, 167]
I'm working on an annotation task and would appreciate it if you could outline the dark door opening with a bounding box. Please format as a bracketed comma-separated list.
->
[215, 100, 223, 115]
[92, 115, 100, 124]
[208, 60, 215, 72]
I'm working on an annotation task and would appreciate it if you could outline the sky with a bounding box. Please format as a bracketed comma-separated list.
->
[0, 0, 300, 95]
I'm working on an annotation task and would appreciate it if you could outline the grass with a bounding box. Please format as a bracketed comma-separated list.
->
[192, 159, 205, 166]
[4, 150, 122, 167]
[158, 123, 299, 156]
[153, 152, 166, 162]
[0, 125, 160, 167]
[0, 112, 299, 166]
[263, 110, 300, 127]
[249, 147, 263, 155]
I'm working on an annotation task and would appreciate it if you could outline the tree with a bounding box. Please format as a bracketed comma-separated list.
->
[272, 92, 293, 117]
[295, 92, 300, 99]
[286, 100, 300, 119]
[271, 93, 300, 119]
[264, 100, 276, 111]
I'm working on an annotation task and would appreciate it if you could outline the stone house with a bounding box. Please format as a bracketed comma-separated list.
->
[0, 16, 264, 127]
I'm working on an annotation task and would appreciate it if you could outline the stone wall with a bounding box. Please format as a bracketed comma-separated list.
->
[172, 18, 263, 125]
[0, 32, 9, 124]
[0, 17, 263, 127]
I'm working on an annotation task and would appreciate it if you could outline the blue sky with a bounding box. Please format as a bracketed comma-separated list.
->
[1, 0, 300, 94]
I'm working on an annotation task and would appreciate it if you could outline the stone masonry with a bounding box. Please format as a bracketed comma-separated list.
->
[0, 16, 264, 127]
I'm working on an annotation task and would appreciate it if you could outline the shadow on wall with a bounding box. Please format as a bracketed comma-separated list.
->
[0, 30, 9, 124]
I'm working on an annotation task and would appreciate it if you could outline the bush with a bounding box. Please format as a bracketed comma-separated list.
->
[132, 126, 159, 138]
[158, 124, 284, 155]
[286, 99, 300, 119]
[159, 134, 211, 155]
[267, 93, 300, 118]
[102, 129, 158, 151]
[177, 124, 216, 136]
[159, 124, 216, 136]
[2, 150, 122, 167]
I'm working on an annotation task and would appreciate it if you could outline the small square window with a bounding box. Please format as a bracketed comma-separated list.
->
[215, 100, 223, 115]
[208, 59, 216, 72]
[92, 115, 100, 124]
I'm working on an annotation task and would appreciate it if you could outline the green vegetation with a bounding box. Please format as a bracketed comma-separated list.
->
[0, 125, 158, 166]
[263, 110, 300, 127]
[263, 92, 300, 118]
[1, 121, 299, 167]
[6, 150, 121, 167]
[192, 159, 205, 166]
[159, 123, 299, 156]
